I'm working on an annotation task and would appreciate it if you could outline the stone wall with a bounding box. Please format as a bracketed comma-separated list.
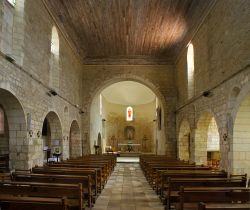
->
[178, 120, 190, 161]
[207, 117, 220, 151]
[0, 0, 249, 171]
[232, 93, 250, 175]
[0, 107, 9, 155]
[69, 120, 81, 158]
[0, 0, 83, 169]
[175, 0, 250, 172]
[0, 0, 14, 55]
[103, 99, 155, 153]
[89, 93, 103, 154]
[83, 64, 177, 156]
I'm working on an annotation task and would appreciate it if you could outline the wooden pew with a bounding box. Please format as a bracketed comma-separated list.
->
[198, 202, 250, 210]
[139, 155, 205, 188]
[47, 163, 107, 187]
[0, 172, 11, 181]
[32, 166, 100, 198]
[159, 170, 228, 196]
[66, 159, 112, 171]
[71, 154, 116, 172]
[140, 158, 187, 175]
[178, 187, 250, 210]
[0, 154, 9, 171]
[0, 194, 69, 210]
[145, 164, 198, 184]
[164, 177, 247, 210]
[12, 173, 92, 207]
[151, 166, 211, 191]
[0, 181, 84, 210]
[65, 158, 114, 177]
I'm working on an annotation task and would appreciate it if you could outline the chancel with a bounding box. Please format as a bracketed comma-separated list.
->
[0, 0, 250, 210]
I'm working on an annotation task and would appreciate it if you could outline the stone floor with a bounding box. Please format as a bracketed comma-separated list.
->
[117, 157, 139, 163]
[92, 163, 165, 210]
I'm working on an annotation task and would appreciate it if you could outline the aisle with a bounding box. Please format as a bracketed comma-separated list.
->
[92, 163, 164, 210]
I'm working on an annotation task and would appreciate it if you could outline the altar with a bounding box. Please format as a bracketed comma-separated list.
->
[118, 143, 141, 152]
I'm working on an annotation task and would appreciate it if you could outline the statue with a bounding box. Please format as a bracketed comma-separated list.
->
[111, 135, 116, 150]
[124, 126, 135, 140]
[142, 135, 148, 152]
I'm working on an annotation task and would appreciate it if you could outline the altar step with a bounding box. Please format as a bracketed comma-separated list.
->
[117, 157, 139, 163]
[119, 152, 141, 157]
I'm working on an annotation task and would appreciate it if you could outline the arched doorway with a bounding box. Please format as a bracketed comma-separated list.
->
[178, 120, 191, 161]
[42, 111, 62, 162]
[195, 112, 220, 166]
[69, 120, 81, 158]
[89, 80, 166, 155]
[0, 88, 27, 169]
[233, 92, 250, 175]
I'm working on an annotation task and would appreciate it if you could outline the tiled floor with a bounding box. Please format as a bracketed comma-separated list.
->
[92, 163, 165, 210]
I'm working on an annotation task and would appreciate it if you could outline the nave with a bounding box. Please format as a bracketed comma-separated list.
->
[93, 163, 164, 210]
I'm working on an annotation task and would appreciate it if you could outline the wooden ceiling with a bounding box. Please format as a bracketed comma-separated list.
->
[43, 0, 216, 64]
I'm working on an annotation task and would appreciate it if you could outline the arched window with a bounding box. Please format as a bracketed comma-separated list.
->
[100, 94, 103, 116]
[1, 0, 15, 55]
[187, 43, 194, 99]
[51, 26, 59, 57]
[0, 107, 5, 134]
[126, 106, 133, 121]
[7, 0, 15, 6]
[50, 26, 60, 90]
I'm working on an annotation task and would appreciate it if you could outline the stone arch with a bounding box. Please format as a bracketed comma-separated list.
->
[194, 111, 220, 165]
[87, 74, 170, 155]
[231, 83, 250, 175]
[0, 88, 27, 169]
[178, 119, 191, 161]
[69, 120, 81, 158]
[227, 86, 241, 111]
[229, 82, 250, 122]
[42, 111, 63, 162]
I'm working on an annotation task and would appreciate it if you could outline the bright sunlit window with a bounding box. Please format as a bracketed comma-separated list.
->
[126, 106, 133, 121]
[7, 0, 15, 6]
[51, 26, 59, 57]
[100, 94, 103, 116]
[187, 42, 194, 99]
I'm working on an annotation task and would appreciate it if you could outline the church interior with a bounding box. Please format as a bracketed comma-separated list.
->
[0, 0, 250, 209]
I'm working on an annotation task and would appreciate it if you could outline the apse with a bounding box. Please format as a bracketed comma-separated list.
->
[90, 81, 165, 155]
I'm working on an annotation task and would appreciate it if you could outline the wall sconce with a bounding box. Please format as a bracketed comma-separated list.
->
[202, 90, 213, 97]
[5, 54, 15, 63]
[49, 89, 57, 96]
[223, 133, 228, 141]
[37, 131, 41, 138]
[63, 136, 69, 141]
[27, 113, 33, 137]
[28, 130, 33, 137]
[79, 110, 84, 114]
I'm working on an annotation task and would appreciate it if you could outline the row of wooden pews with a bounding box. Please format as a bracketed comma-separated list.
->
[0, 154, 116, 210]
[140, 155, 250, 210]
[0, 154, 9, 172]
